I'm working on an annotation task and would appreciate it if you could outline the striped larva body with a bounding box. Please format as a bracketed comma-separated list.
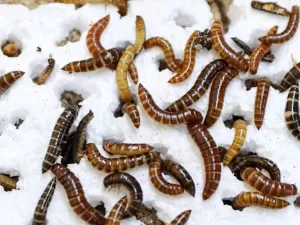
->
[223, 119, 247, 166]
[61, 132, 76, 165]
[0, 174, 18, 191]
[165, 59, 228, 112]
[35, 58, 56, 85]
[42, 104, 79, 173]
[251, 1, 290, 16]
[0, 71, 24, 95]
[169, 210, 192, 225]
[134, 16, 146, 55]
[103, 140, 154, 156]
[187, 123, 221, 200]
[128, 63, 138, 84]
[259, 6, 299, 44]
[86, 143, 159, 173]
[105, 196, 128, 225]
[51, 164, 105, 225]
[32, 178, 56, 225]
[211, 21, 248, 72]
[203, 66, 239, 128]
[121, 102, 140, 128]
[279, 63, 300, 92]
[138, 84, 203, 125]
[240, 167, 297, 197]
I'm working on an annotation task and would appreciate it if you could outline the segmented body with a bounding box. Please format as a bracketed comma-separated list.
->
[279, 63, 300, 92]
[61, 132, 76, 165]
[105, 196, 128, 225]
[32, 178, 56, 225]
[103, 172, 143, 219]
[121, 102, 140, 128]
[134, 16, 145, 55]
[203, 66, 239, 128]
[36, 58, 56, 85]
[211, 21, 248, 72]
[138, 84, 203, 124]
[169, 210, 192, 225]
[285, 85, 300, 140]
[0, 71, 24, 95]
[128, 63, 139, 84]
[187, 123, 221, 200]
[165, 59, 228, 112]
[86, 143, 159, 173]
[223, 119, 247, 166]
[240, 167, 297, 197]
[259, 6, 299, 44]
[251, 1, 290, 16]
[232, 192, 290, 210]
[42, 104, 79, 173]
[0, 174, 17, 191]
[103, 140, 154, 156]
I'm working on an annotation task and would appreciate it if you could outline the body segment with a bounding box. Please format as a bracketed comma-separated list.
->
[105, 196, 128, 225]
[0, 71, 24, 95]
[279, 63, 300, 92]
[169, 210, 191, 225]
[121, 102, 140, 128]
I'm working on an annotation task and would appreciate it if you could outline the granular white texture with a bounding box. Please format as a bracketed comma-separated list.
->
[0, 0, 299, 224]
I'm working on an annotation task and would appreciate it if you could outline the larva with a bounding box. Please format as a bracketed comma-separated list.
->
[0, 71, 25, 95]
[279, 62, 300, 92]
[249, 25, 278, 75]
[0, 174, 18, 191]
[61, 47, 124, 72]
[187, 123, 221, 200]
[103, 140, 154, 156]
[42, 104, 79, 173]
[165, 59, 228, 112]
[251, 1, 290, 16]
[223, 119, 247, 166]
[169, 210, 192, 225]
[138, 84, 203, 125]
[134, 16, 146, 55]
[259, 6, 299, 44]
[128, 63, 139, 84]
[203, 66, 239, 128]
[32, 178, 56, 225]
[240, 167, 297, 197]
[86, 143, 159, 173]
[121, 102, 140, 128]
[232, 192, 290, 210]
[285, 85, 300, 140]
[51, 164, 106, 225]
[149, 155, 184, 195]
[105, 196, 128, 225]
[103, 172, 143, 219]
[210, 21, 249, 72]
[162, 160, 195, 197]
[35, 58, 56, 85]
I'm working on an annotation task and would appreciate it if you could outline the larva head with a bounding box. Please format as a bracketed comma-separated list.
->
[211, 21, 223, 32]
[267, 25, 278, 36]
[290, 184, 298, 195]
[51, 164, 69, 180]
[185, 108, 203, 123]
[86, 143, 99, 155]
[48, 58, 55, 65]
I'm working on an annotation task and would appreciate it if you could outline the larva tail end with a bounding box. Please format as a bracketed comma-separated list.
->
[186, 186, 196, 197]
[168, 76, 178, 84]
[258, 36, 267, 43]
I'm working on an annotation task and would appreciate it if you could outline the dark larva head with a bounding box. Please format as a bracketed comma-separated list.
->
[48, 58, 55, 65]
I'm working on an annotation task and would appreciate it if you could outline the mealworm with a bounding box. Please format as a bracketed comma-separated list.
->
[103, 172, 143, 219]
[35, 58, 56, 85]
[138, 84, 203, 124]
[249, 26, 278, 75]
[162, 160, 195, 197]
[240, 167, 297, 197]
[251, 1, 290, 16]
[73, 110, 94, 163]
[279, 62, 300, 92]
[32, 178, 56, 225]
[51, 164, 106, 225]
[259, 6, 299, 44]
[2, 43, 20, 57]
[0, 174, 17, 191]
[169, 210, 191, 225]
[255, 78, 271, 129]
[232, 192, 290, 210]
[61, 132, 76, 165]
[105, 196, 128, 225]
[203, 66, 239, 128]
[134, 16, 146, 55]
[121, 102, 140, 128]
[42, 104, 79, 173]
[61, 47, 124, 72]
[231, 155, 281, 181]
[103, 140, 153, 156]
[128, 62, 138, 84]
[211, 21, 248, 72]
[0, 71, 24, 95]
[165, 59, 228, 112]
[285, 85, 300, 140]
[187, 123, 221, 200]
[86, 143, 159, 173]
[149, 155, 184, 195]
[223, 119, 247, 166]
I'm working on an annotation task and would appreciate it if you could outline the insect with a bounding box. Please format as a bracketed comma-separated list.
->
[165, 59, 228, 112]
[0, 174, 18, 191]
[103, 172, 143, 219]
[105, 196, 128, 225]
[32, 178, 56, 225]
[51, 164, 106, 225]
[169, 210, 192, 225]
[2, 42, 20, 57]
[251, 1, 290, 17]
[162, 160, 195, 197]
[249, 26, 278, 75]
[223, 119, 247, 166]
[35, 58, 56, 85]
[259, 6, 299, 44]
[240, 167, 297, 197]
[149, 155, 184, 195]
[42, 104, 79, 173]
[60, 90, 84, 108]
[138, 84, 203, 125]
[0, 71, 25, 95]
[210, 21, 248, 72]
[103, 140, 154, 156]
[134, 16, 146, 55]
[121, 102, 140, 128]
[232, 192, 290, 210]
[86, 143, 159, 173]
[203, 66, 239, 128]
[279, 58, 300, 92]
[61, 47, 124, 72]
[187, 123, 221, 200]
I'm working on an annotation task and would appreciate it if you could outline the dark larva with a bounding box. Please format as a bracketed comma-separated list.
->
[0, 71, 25, 95]
[103, 140, 154, 156]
